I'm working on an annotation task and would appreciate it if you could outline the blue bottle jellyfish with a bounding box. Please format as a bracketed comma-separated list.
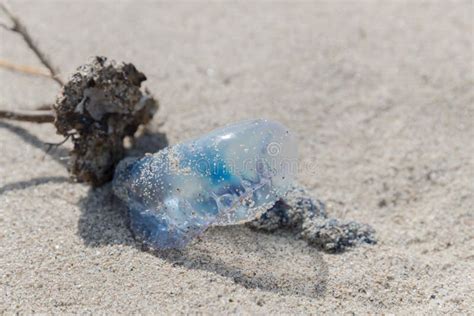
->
[113, 119, 298, 249]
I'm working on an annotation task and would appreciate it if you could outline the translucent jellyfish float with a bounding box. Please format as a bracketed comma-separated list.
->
[113, 119, 298, 249]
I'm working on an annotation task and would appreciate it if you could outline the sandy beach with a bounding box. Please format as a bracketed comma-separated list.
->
[1, 0, 473, 313]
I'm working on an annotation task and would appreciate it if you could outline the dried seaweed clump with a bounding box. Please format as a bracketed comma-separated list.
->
[53, 56, 158, 186]
[248, 186, 376, 252]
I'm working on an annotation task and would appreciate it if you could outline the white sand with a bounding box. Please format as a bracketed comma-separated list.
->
[0, 1, 473, 313]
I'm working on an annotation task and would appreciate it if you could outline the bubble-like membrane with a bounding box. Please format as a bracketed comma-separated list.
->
[113, 119, 298, 249]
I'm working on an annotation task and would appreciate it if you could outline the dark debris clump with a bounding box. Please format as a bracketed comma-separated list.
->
[300, 217, 376, 252]
[53, 56, 158, 186]
[248, 186, 327, 231]
[248, 186, 376, 252]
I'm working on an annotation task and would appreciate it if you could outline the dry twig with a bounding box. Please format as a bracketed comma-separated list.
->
[0, 109, 54, 123]
[0, 2, 63, 86]
[0, 3, 58, 119]
[0, 58, 53, 78]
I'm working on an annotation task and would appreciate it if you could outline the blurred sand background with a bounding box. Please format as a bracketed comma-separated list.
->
[0, 0, 473, 313]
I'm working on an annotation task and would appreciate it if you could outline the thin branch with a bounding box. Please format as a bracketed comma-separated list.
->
[0, 109, 54, 123]
[0, 58, 52, 78]
[44, 133, 75, 154]
[0, 2, 63, 86]
[35, 104, 53, 111]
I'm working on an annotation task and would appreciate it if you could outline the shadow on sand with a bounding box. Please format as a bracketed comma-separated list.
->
[0, 120, 71, 193]
[78, 181, 328, 298]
